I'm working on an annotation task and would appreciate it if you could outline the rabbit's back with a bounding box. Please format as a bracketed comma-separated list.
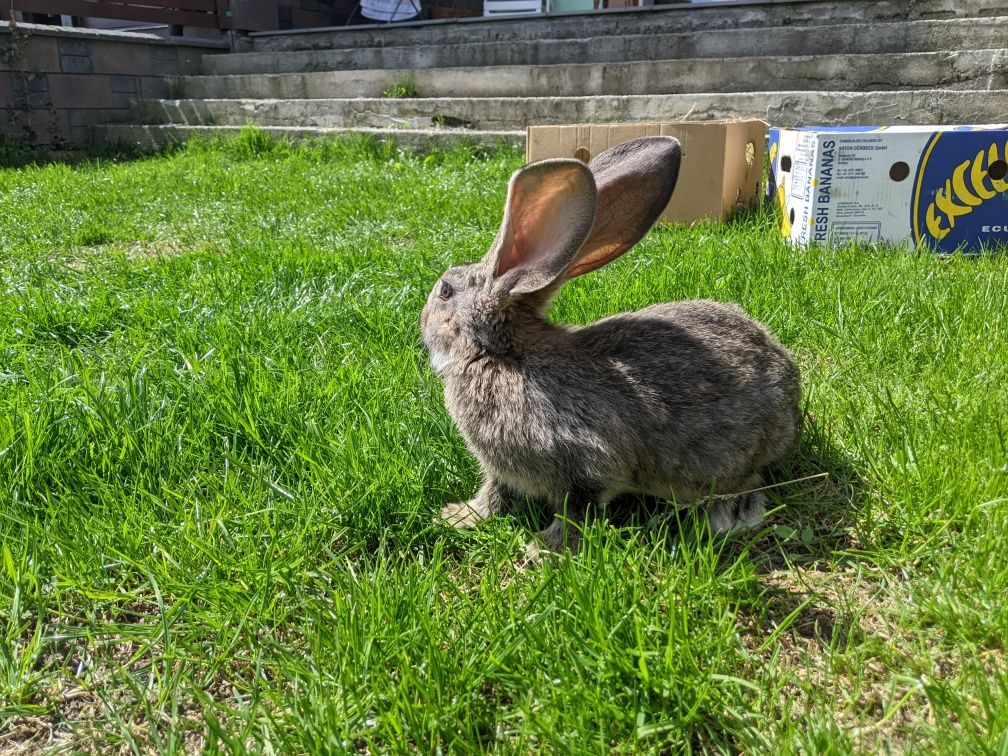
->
[524, 299, 801, 498]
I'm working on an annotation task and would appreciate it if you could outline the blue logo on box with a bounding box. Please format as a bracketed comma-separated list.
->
[912, 132, 1008, 252]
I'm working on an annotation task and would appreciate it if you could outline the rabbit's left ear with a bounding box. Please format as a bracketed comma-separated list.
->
[565, 136, 681, 279]
[486, 159, 597, 296]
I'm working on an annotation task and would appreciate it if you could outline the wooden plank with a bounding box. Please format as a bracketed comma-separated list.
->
[12, 0, 219, 25]
[151, 0, 218, 11]
[483, 0, 541, 15]
[12, 0, 220, 24]
[94, 0, 221, 11]
[89, 0, 219, 11]
[86, 0, 215, 12]
[11, 0, 218, 12]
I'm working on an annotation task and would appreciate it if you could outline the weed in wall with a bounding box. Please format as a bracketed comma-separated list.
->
[382, 74, 418, 98]
[0, 133, 47, 168]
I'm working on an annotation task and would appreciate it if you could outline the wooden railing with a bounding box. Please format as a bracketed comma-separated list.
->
[10, 0, 245, 29]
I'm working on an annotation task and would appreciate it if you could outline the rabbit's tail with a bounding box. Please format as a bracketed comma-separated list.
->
[709, 490, 767, 534]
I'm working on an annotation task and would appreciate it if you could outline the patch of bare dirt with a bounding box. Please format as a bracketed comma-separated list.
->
[0, 615, 253, 755]
[736, 565, 1005, 753]
[64, 240, 211, 270]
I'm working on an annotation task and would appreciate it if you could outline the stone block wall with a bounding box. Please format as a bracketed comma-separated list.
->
[1, 22, 226, 147]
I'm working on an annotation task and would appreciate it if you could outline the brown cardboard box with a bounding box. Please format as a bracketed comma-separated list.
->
[526, 120, 767, 224]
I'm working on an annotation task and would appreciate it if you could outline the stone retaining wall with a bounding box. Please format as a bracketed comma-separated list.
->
[1, 22, 225, 147]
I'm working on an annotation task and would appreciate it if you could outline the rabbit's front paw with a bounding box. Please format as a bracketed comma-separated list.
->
[440, 500, 488, 528]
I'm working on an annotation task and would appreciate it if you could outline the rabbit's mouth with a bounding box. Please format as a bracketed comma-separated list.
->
[421, 326, 453, 377]
[427, 347, 453, 377]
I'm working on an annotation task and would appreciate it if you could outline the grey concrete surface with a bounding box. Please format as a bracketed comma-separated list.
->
[139, 90, 1008, 130]
[202, 17, 1008, 75]
[88, 0, 1008, 150]
[246, 0, 1008, 53]
[180, 49, 1008, 99]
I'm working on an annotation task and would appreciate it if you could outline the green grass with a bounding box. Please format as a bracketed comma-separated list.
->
[382, 74, 419, 99]
[1, 130, 1006, 753]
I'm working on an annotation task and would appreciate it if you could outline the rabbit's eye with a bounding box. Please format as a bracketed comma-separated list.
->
[438, 281, 455, 300]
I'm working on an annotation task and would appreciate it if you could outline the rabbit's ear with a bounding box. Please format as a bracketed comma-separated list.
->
[487, 159, 597, 296]
[564, 137, 681, 279]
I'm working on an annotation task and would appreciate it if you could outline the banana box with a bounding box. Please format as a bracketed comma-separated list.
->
[767, 125, 1008, 253]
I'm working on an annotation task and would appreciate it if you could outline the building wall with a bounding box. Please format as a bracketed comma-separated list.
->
[1, 22, 226, 146]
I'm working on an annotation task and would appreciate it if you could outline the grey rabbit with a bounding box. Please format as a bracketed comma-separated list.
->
[420, 136, 801, 555]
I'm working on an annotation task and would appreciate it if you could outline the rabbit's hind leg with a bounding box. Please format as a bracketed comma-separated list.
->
[526, 486, 611, 560]
[708, 488, 768, 534]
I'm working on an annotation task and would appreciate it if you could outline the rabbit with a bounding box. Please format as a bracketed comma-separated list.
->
[420, 136, 801, 556]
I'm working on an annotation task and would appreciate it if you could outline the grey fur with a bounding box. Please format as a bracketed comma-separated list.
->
[421, 136, 800, 554]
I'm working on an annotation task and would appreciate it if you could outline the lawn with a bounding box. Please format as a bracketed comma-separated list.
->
[1, 131, 1006, 753]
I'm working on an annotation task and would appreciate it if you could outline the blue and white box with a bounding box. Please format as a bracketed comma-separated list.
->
[767, 125, 1008, 253]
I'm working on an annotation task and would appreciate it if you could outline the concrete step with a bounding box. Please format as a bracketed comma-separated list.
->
[203, 16, 1008, 75]
[93, 123, 524, 152]
[245, 0, 1008, 53]
[180, 49, 1008, 100]
[138, 90, 1008, 131]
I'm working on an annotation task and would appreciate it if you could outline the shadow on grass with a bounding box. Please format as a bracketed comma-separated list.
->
[0, 127, 523, 170]
[483, 410, 869, 650]
[485, 411, 866, 563]
[745, 411, 867, 568]
[724, 411, 870, 651]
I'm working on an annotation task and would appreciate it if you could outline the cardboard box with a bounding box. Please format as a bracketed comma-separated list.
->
[526, 120, 767, 224]
[768, 124, 1008, 253]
